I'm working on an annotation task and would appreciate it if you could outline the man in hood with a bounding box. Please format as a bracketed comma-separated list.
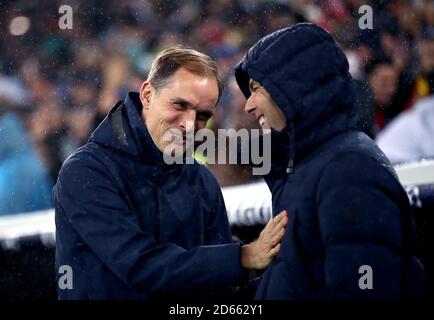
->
[234, 23, 426, 299]
[54, 46, 288, 300]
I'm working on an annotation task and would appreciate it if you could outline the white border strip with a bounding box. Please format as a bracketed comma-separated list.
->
[394, 159, 434, 186]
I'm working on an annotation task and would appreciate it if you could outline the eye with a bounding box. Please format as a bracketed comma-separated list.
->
[173, 101, 187, 109]
[197, 115, 208, 122]
[250, 83, 259, 93]
[197, 112, 212, 122]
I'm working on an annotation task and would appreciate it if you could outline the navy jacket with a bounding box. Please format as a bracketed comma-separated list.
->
[54, 92, 247, 300]
[235, 23, 425, 299]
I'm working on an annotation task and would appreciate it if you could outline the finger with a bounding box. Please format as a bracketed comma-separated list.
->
[263, 222, 285, 244]
[275, 210, 288, 220]
[268, 243, 281, 258]
[264, 229, 283, 251]
[273, 210, 288, 226]
[275, 215, 288, 230]
[277, 219, 288, 232]
[271, 211, 285, 225]
[270, 212, 288, 233]
[263, 210, 288, 236]
[265, 216, 282, 235]
[271, 228, 286, 247]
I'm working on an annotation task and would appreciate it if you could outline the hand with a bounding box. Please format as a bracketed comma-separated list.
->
[240, 210, 288, 270]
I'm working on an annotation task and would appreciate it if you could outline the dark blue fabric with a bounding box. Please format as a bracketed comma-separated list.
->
[53, 92, 247, 300]
[235, 23, 425, 299]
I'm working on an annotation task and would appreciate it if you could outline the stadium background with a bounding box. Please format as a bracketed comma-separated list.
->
[1, 0, 433, 299]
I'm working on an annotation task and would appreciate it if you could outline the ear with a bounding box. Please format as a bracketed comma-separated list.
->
[140, 81, 152, 110]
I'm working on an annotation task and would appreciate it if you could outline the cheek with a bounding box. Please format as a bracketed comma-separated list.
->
[256, 96, 268, 114]
[153, 105, 179, 127]
[163, 110, 182, 128]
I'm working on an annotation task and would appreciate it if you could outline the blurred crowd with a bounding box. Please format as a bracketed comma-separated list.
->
[1, 0, 434, 215]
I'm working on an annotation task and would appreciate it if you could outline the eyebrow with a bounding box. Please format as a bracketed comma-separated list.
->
[170, 97, 192, 107]
[170, 97, 214, 118]
[249, 81, 258, 92]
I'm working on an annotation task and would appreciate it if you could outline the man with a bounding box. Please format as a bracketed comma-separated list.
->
[54, 46, 288, 300]
[365, 57, 400, 134]
[234, 23, 425, 299]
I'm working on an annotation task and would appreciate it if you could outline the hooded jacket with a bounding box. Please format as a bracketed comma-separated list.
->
[53, 92, 247, 300]
[235, 23, 425, 299]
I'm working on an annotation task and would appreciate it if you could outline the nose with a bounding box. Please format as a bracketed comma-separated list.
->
[180, 109, 196, 131]
[244, 95, 256, 114]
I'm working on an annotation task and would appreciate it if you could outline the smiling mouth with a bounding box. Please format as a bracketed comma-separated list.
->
[258, 115, 265, 127]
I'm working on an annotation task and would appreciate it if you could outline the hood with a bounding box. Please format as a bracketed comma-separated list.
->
[235, 23, 358, 172]
[89, 92, 165, 166]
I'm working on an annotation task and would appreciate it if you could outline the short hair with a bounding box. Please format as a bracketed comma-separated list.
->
[364, 56, 394, 76]
[147, 45, 223, 102]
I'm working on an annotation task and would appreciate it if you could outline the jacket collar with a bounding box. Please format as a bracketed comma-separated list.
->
[90, 91, 170, 168]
